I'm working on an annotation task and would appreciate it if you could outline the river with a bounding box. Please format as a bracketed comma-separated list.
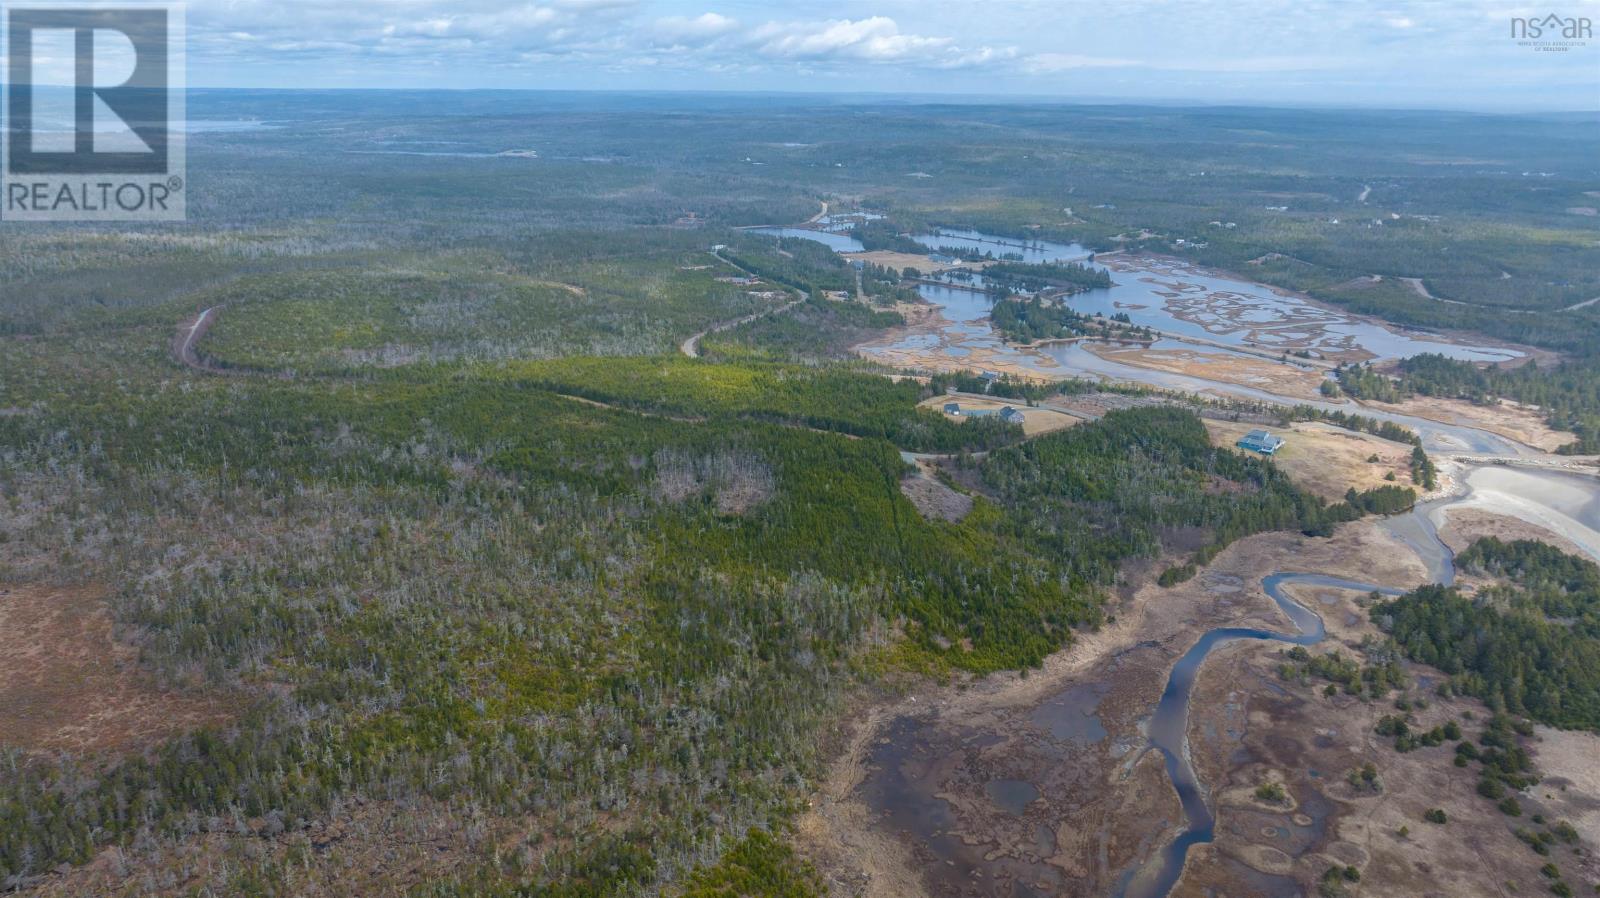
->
[846, 229, 1600, 897]
[1119, 574, 1408, 898]
[905, 230, 1522, 365]
[761, 221, 1523, 365]
[1119, 458, 1600, 897]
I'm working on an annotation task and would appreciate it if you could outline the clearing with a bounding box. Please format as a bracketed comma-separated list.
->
[1360, 395, 1574, 452]
[919, 395, 1082, 437]
[0, 584, 235, 754]
[1085, 344, 1329, 402]
[1204, 419, 1415, 502]
[843, 250, 978, 273]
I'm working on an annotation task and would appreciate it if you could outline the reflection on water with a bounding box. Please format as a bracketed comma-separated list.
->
[905, 231, 1519, 365]
[864, 235, 1555, 458]
[870, 282, 1072, 372]
[1071, 257, 1519, 364]
[747, 227, 865, 252]
[912, 229, 1092, 265]
[1031, 682, 1110, 745]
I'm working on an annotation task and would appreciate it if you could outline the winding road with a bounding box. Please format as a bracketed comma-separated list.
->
[682, 249, 808, 358]
[174, 307, 221, 372]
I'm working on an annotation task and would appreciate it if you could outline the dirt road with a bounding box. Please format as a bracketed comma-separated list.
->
[680, 298, 805, 358]
[682, 250, 807, 357]
[174, 307, 221, 372]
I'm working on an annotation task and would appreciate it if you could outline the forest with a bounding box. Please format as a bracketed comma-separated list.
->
[0, 91, 1595, 896]
[1373, 539, 1600, 732]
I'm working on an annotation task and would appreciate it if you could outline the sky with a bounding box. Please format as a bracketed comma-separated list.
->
[17, 0, 1600, 110]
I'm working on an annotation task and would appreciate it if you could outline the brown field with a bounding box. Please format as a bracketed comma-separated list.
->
[0, 583, 236, 754]
[1436, 507, 1590, 559]
[919, 395, 1082, 437]
[899, 459, 974, 523]
[1360, 396, 1574, 453]
[1077, 344, 1574, 452]
[1184, 614, 1593, 896]
[1205, 419, 1415, 501]
[1181, 579, 1600, 898]
[842, 251, 976, 273]
[1086, 344, 1329, 401]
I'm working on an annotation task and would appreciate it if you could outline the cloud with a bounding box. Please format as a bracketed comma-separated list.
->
[653, 12, 738, 42]
[749, 17, 952, 62]
[1025, 53, 1140, 72]
[640, 13, 1012, 70]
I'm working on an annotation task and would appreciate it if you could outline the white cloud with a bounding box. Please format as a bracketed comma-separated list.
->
[750, 16, 950, 61]
[1025, 53, 1140, 72]
[639, 12, 1011, 70]
[653, 12, 738, 41]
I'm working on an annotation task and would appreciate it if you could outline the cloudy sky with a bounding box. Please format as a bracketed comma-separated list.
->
[117, 0, 1600, 109]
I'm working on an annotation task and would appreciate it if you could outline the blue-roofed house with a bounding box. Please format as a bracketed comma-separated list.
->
[1236, 429, 1286, 455]
[1000, 407, 1026, 425]
[943, 402, 961, 415]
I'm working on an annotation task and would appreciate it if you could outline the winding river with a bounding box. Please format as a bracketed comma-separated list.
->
[1117, 573, 1409, 898]
[1119, 461, 1600, 897]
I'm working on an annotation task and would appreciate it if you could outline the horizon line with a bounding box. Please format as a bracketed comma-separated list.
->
[167, 84, 1599, 118]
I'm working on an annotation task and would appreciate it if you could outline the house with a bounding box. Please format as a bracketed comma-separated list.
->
[1000, 407, 1026, 425]
[928, 252, 958, 265]
[1236, 429, 1286, 455]
[943, 402, 961, 415]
